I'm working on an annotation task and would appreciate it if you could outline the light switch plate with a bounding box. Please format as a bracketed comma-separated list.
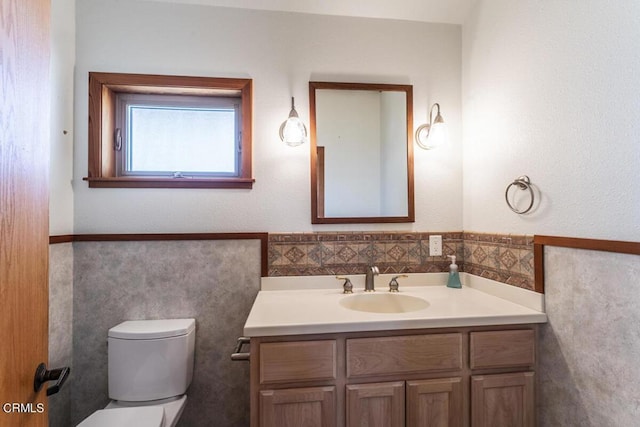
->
[429, 235, 442, 256]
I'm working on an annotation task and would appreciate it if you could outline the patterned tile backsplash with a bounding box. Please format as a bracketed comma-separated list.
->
[463, 232, 534, 290]
[268, 231, 535, 291]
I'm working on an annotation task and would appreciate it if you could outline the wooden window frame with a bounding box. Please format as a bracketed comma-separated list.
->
[86, 72, 253, 189]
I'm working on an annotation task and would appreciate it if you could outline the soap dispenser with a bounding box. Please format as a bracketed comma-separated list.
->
[447, 255, 462, 289]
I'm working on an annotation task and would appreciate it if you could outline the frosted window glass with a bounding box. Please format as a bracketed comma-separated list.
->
[127, 106, 237, 174]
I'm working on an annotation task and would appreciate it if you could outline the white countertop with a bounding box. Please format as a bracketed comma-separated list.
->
[243, 273, 547, 337]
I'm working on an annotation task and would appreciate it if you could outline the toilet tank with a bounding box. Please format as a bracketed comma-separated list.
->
[108, 319, 196, 402]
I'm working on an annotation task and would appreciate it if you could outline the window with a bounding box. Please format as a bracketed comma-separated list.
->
[86, 72, 253, 188]
[116, 94, 241, 177]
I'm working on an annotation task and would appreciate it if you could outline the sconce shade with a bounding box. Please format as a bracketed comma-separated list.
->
[280, 97, 308, 147]
[416, 103, 448, 150]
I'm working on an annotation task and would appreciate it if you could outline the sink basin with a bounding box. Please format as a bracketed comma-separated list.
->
[340, 293, 430, 313]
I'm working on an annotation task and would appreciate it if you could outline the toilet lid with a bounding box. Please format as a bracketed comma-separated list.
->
[108, 318, 195, 339]
[77, 406, 165, 427]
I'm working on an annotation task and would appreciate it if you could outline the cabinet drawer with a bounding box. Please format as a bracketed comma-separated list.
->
[347, 334, 463, 378]
[259, 340, 336, 384]
[470, 329, 535, 369]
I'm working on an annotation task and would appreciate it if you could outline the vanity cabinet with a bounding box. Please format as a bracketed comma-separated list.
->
[250, 325, 537, 427]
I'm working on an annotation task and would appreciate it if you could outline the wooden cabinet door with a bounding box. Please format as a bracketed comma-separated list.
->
[260, 386, 336, 427]
[346, 381, 405, 427]
[406, 378, 463, 427]
[0, 1, 51, 426]
[471, 372, 535, 427]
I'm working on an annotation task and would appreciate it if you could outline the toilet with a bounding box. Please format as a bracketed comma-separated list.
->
[78, 318, 196, 427]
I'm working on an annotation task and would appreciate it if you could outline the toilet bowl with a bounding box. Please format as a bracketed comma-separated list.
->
[77, 406, 164, 427]
[77, 319, 195, 427]
[77, 395, 186, 427]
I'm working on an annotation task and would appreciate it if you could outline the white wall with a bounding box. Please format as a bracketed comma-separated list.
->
[50, 0, 75, 235]
[462, 0, 640, 241]
[73, 0, 462, 233]
[462, 4, 640, 425]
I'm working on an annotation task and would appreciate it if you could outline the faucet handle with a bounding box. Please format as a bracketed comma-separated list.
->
[336, 276, 353, 294]
[388, 275, 408, 292]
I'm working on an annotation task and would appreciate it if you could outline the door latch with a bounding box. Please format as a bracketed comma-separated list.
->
[34, 363, 70, 396]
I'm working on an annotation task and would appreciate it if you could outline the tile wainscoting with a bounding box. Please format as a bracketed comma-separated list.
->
[49, 243, 74, 427]
[48, 232, 639, 427]
[538, 246, 640, 426]
[268, 231, 535, 291]
[48, 239, 262, 427]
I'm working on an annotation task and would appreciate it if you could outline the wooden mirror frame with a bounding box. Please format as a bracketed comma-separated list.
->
[309, 81, 415, 224]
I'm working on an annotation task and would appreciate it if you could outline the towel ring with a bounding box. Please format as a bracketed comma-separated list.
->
[505, 175, 534, 214]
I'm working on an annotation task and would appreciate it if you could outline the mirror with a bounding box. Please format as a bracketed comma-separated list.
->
[309, 82, 414, 224]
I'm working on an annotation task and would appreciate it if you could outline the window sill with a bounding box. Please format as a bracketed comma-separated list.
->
[84, 177, 255, 189]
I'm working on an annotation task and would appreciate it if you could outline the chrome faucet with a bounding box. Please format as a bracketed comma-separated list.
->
[365, 266, 379, 292]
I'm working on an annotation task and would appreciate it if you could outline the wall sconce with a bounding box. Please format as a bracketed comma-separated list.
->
[415, 103, 448, 150]
[279, 97, 308, 147]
